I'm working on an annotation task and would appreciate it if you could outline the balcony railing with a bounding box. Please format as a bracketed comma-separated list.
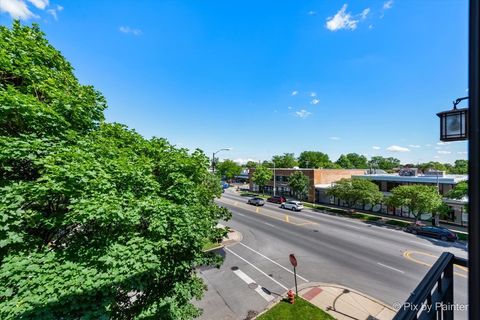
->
[394, 252, 468, 320]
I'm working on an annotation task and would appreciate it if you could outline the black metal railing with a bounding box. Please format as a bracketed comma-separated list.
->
[394, 252, 468, 320]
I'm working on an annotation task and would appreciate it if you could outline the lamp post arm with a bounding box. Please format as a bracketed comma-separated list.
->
[453, 96, 469, 109]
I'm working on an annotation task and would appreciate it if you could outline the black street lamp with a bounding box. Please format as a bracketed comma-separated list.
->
[437, 97, 469, 142]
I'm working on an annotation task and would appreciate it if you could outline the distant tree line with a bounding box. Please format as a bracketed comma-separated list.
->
[218, 152, 468, 175]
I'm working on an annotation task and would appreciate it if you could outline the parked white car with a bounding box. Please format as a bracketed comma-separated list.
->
[280, 201, 304, 211]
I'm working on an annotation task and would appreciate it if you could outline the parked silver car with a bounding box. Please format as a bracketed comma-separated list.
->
[280, 201, 304, 211]
[247, 197, 265, 206]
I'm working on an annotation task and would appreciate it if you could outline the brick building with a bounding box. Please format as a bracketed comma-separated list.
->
[248, 168, 365, 203]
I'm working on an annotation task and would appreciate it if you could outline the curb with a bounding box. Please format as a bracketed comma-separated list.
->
[252, 282, 394, 320]
[296, 282, 395, 311]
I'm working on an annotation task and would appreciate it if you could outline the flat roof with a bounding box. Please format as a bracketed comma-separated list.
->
[354, 174, 468, 184]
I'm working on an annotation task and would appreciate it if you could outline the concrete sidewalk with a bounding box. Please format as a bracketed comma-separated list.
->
[297, 282, 396, 320]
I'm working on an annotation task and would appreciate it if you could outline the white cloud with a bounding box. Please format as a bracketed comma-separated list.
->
[329, 137, 341, 140]
[437, 142, 450, 145]
[310, 98, 320, 105]
[434, 155, 440, 159]
[368, 24, 374, 29]
[119, 26, 142, 36]
[27, 0, 48, 9]
[386, 145, 410, 152]
[457, 151, 467, 155]
[308, 11, 317, 16]
[295, 109, 312, 118]
[326, 4, 359, 31]
[0, 0, 37, 19]
[360, 8, 370, 20]
[291, 90, 298, 96]
[438, 151, 452, 154]
[372, 146, 381, 150]
[425, 144, 432, 147]
[46, 4, 61, 20]
[408, 144, 421, 148]
[287, 106, 293, 110]
[383, 0, 394, 10]
[310, 92, 317, 97]
[233, 158, 257, 165]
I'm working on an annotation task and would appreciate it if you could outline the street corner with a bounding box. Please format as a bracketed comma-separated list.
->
[296, 282, 396, 320]
[222, 227, 243, 246]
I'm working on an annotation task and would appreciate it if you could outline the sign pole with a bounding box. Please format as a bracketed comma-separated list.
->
[289, 254, 298, 296]
[294, 266, 298, 296]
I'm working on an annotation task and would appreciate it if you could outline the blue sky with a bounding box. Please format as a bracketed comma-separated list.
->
[1, 0, 469, 164]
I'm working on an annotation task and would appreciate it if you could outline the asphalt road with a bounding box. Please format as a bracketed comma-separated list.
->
[194, 189, 468, 320]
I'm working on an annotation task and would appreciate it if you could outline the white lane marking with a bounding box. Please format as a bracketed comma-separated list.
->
[238, 242, 309, 282]
[377, 262, 405, 274]
[408, 240, 435, 248]
[235, 212, 246, 217]
[264, 222, 276, 228]
[225, 247, 289, 290]
[347, 225, 364, 230]
[233, 269, 274, 302]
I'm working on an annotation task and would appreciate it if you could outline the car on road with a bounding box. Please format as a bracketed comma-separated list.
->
[280, 201, 304, 211]
[404, 224, 458, 241]
[267, 196, 287, 204]
[247, 197, 265, 206]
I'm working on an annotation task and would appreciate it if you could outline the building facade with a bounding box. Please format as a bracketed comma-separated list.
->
[248, 168, 365, 203]
[316, 171, 468, 226]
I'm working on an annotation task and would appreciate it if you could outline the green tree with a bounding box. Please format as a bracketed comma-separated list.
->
[288, 171, 309, 199]
[245, 160, 258, 169]
[446, 181, 468, 199]
[262, 160, 274, 167]
[252, 165, 273, 194]
[386, 185, 443, 222]
[335, 155, 353, 169]
[272, 153, 298, 168]
[326, 178, 383, 209]
[450, 159, 468, 174]
[336, 153, 368, 169]
[369, 156, 401, 171]
[417, 161, 447, 173]
[0, 22, 230, 320]
[216, 159, 242, 180]
[298, 151, 331, 168]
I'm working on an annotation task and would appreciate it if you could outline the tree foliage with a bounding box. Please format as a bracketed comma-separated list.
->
[335, 153, 368, 169]
[245, 161, 258, 169]
[272, 153, 298, 168]
[298, 151, 331, 168]
[446, 181, 468, 200]
[386, 185, 442, 221]
[0, 22, 230, 320]
[368, 156, 400, 171]
[326, 178, 383, 208]
[216, 159, 242, 180]
[450, 160, 468, 174]
[288, 171, 309, 199]
[252, 165, 272, 193]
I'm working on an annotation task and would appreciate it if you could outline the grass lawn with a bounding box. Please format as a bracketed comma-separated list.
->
[257, 297, 335, 320]
[202, 240, 222, 251]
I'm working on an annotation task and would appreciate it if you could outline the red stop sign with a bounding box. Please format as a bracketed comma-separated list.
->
[289, 254, 297, 267]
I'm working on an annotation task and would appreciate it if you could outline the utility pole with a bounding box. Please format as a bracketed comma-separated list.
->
[273, 161, 276, 196]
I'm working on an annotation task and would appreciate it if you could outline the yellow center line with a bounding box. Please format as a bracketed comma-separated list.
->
[216, 197, 318, 226]
[403, 250, 468, 278]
